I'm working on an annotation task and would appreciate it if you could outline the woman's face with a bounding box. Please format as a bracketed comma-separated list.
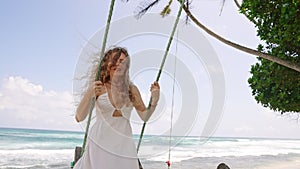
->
[109, 52, 129, 78]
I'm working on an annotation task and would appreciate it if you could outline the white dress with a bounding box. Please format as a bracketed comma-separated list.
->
[73, 92, 139, 169]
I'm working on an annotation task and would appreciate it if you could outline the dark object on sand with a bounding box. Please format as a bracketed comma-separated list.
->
[70, 146, 82, 168]
[217, 163, 230, 169]
[74, 146, 82, 164]
[138, 159, 143, 169]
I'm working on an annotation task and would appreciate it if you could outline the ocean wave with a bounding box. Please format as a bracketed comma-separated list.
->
[1, 128, 300, 168]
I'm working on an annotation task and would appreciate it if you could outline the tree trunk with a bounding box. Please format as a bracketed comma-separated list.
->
[182, 5, 300, 72]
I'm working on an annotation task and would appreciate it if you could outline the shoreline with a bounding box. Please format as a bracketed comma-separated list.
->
[220, 154, 300, 169]
[2, 127, 300, 169]
[255, 156, 300, 169]
[144, 153, 300, 169]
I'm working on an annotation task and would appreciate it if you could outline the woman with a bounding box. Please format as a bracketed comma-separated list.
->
[74, 47, 160, 169]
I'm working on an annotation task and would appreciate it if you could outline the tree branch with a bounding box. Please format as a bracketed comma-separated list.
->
[182, 5, 300, 72]
[233, 0, 241, 9]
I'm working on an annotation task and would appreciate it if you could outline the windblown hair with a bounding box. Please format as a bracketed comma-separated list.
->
[90, 46, 133, 105]
[98, 47, 130, 83]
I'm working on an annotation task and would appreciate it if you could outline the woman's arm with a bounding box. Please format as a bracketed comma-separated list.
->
[75, 81, 105, 122]
[130, 82, 160, 122]
[75, 87, 94, 122]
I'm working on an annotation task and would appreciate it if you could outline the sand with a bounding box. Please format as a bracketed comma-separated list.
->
[254, 157, 300, 169]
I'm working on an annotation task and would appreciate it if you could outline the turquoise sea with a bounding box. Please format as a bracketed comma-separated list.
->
[1, 127, 300, 169]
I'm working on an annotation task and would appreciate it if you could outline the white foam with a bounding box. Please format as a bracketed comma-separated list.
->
[139, 138, 300, 162]
[0, 149, 73, 167]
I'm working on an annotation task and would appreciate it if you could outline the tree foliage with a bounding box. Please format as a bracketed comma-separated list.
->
[240, 0, 300, 113]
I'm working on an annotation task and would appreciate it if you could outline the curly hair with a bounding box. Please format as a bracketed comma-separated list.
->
[98, 47, 130, 83]
[90, 46, 133, 106]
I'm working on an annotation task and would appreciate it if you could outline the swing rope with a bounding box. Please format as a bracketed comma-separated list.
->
[80, 0, 116, 156]
[166, 30, 179, 169]
[78, 0, 186, 166]
[136, 0, 186, 153]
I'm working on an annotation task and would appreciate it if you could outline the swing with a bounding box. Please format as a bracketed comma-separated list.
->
[71, 0, 186, 168]
[70, 0, 116, 167]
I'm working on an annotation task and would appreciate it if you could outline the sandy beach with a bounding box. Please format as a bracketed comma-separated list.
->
[255, 157, 300, 169]
[140, 154, 300, 169]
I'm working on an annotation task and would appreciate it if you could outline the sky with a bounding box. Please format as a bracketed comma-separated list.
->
[0, 0, 300, 139]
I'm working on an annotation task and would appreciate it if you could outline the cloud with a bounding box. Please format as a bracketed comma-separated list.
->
[0, 76, 80, 131]
[234, 126, 253, 133]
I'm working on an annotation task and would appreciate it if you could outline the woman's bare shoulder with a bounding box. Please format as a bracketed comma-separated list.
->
[129, 83, 140, 93]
